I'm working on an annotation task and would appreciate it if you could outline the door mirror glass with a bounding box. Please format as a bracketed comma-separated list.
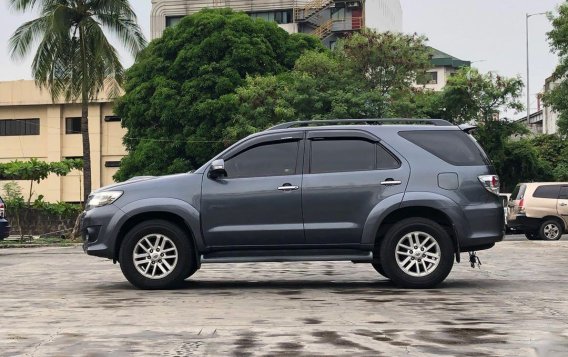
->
[209, 159, 227, 179]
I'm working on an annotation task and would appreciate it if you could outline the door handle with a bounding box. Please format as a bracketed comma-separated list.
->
[560, 203, 567, 207]
[381, 179, 402, 186]
[278, 185, 299, 191]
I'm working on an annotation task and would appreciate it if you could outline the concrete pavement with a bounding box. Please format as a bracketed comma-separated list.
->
[1, 235, 567, 356]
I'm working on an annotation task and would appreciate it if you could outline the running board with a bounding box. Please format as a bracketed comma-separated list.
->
[200, 250, 373, 264]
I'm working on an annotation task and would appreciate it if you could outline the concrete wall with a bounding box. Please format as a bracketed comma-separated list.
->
[365, 0, 403, 33]
[0, 80, 126, 203]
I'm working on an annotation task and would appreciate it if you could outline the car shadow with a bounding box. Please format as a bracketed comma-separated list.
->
[98, 278, 500, 292]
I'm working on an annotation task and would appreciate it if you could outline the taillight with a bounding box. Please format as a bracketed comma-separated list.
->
[478, 175, 500, 195]
[518, 198, 525, 214]
[0, 203, 4, 218]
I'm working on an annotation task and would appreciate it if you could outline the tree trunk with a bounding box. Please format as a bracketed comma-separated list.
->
[80, 25, 92, 205]
[81, 97, 91, 204]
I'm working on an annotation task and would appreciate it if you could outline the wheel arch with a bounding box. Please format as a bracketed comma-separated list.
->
[114, 198, 203, 263]
[362, 193, 463, 261]
[541, 215, 566, 232]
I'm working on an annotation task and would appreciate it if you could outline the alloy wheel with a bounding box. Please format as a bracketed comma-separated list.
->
[133, 234, 179, 279]
[395, 231, 441, 277]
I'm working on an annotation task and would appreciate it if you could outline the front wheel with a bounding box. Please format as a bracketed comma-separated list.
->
[119, 219, 196, 289]
[371, 262, 390, 279]
[380, 218, 454, 289]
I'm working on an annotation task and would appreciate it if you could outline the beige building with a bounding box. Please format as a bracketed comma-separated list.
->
[151, 0, 365, 48]
[0, 80, 125, 203]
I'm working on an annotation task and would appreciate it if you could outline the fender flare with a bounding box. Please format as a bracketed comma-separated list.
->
[362, 192, 467, 257]
[116, 197, 204, 253]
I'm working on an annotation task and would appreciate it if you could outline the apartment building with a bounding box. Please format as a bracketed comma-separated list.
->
[418, 48, 471, 92]
[151, 0, 368, 47]
[0, 80, 125, 203]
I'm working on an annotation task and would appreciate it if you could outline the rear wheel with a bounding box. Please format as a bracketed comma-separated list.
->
[538, 220, 563, 241]
[119, 219, 196, 289]
[380, 218, 454, 289]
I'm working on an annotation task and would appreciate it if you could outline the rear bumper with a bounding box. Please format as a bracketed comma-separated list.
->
[507, 215, 541, 232]
[445, 202, 505, 252]
[0, 219, 10, 239]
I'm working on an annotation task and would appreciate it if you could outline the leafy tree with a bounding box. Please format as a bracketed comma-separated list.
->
[115, 9, 323, 181]
[225, 31, 433, 139]
[544, 2, 568, 136]
[9, 0, 146, 202]
[336, 30, 431, 96]
[0, 159, 83, 239]
[530, 134, 568, 180]
[0, 158, 83, 204]
[440, 68, 524, 124]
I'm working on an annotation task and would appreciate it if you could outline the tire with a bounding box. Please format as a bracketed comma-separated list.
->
[119, 219, 196, 289]
[380, 217, 454, 289]
[371, 262, 390, 279]
[538, 219, 563, 241]
[525, 232, 539, 240]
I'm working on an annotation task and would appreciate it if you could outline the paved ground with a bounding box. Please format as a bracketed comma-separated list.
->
[1, 235, 567, 357]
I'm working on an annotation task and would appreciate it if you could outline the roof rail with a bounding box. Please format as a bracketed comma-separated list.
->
[268, 119, 454, 130]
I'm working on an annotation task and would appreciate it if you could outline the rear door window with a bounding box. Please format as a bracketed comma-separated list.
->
[533, 185, 561, 199]
[511, 184, 526, 200]
[560, 187, 568, 199]
[310, 139, 376, 174]
[399, 130, 488, 166]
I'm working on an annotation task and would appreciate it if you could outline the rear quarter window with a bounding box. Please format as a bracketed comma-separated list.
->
[533, 185, 561, 199]
[399, 130, 488, 166]
[511, 184, 526, 200]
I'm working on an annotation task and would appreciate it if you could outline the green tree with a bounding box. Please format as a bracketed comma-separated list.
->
[440, 68, 524, 124]
[336, 30, 431, 96]
[115, 9, 323, 181]
[544, 2, 568, 136]
[530, 134, 568, 180]
[9, 0, 146, 202]
[225, 31, 434, 138]
[0, 159, 83, 239]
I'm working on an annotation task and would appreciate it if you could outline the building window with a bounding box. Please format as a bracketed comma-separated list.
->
[0, 118, 40, 136]
[65, 117, 82, 134]
[249, 10, 293, 24]
[104, 115, 121, 122]
[105, 161, 121, 168]
[166, 16, 184, 28]
[418, 71, 438, 85]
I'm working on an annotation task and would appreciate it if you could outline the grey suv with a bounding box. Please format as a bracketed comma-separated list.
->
[82, 119, 504, 289]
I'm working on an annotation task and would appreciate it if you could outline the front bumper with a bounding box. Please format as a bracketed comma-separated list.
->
[81, 204, 125, 259]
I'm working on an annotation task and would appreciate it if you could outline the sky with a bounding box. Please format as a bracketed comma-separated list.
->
[0, 0, 563, 120]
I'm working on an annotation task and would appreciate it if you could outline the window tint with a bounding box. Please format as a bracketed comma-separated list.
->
[376, 144, 400, 169]
[560, 187, 568, 200]
[399, 130, 488, 166]
[533, 185, 561, 199]
[511, 184, 526, 200]
[310, 139, 376, 174]
[225, 141, 299, 179]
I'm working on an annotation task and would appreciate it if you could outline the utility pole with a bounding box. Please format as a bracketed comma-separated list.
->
[526, 12, 547, 124]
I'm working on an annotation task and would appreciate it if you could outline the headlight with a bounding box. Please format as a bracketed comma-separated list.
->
[86, 191, 123, 210]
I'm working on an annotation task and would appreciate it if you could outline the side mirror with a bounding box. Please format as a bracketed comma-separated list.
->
[209, 159, 227, 179]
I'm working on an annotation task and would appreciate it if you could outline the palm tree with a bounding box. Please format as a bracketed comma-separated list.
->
[9, 0, 146, 203]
